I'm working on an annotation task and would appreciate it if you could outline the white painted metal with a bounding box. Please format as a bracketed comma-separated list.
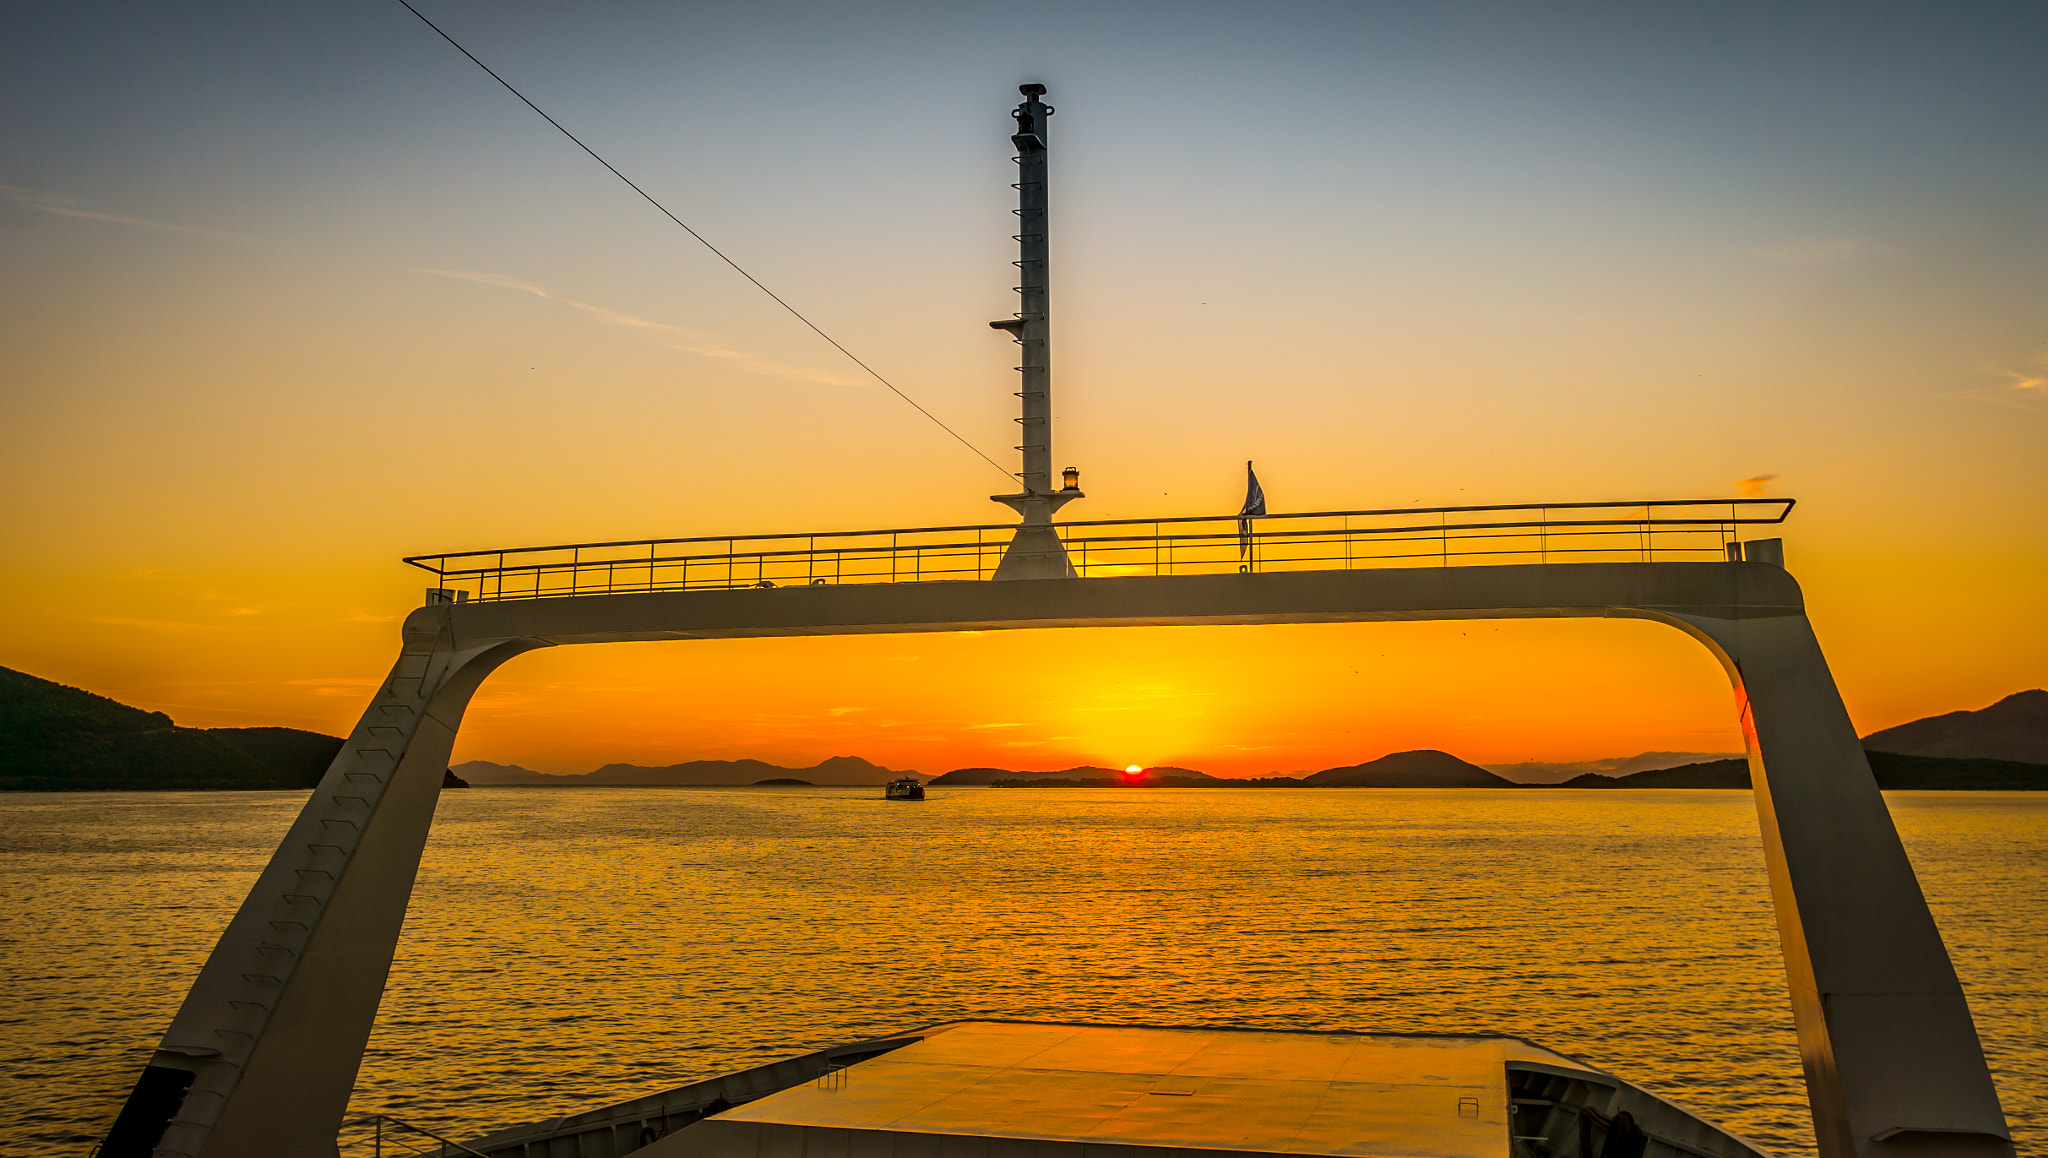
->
[108, 561, 2012, 1158]
[990, 83, 1082, 580]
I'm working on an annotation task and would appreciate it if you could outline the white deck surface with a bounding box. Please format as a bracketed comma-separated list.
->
[657, 1021, 1598, 1158]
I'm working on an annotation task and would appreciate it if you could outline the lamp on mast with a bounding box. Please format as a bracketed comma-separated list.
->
[989, 82, 1082, 580]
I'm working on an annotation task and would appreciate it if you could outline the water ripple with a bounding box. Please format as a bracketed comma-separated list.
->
[0, 788, 2040, 1157]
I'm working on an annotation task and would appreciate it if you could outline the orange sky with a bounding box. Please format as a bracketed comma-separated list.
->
[2, 6, 2043, 776]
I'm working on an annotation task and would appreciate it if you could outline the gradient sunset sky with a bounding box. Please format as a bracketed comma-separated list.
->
[3, 2, 2043, 776]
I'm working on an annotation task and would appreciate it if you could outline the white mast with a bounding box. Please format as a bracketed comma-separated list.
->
[990, 82, 1081, 579]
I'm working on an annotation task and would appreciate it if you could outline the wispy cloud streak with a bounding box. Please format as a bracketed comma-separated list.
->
[418, 268, 858, 387]
[2004, 353, 2047, 396]
[0, 184, 278, 247]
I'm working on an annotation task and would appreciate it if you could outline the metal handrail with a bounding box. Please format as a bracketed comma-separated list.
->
[339, 1113, 494, 1158]
[401, 497, 1793, 603]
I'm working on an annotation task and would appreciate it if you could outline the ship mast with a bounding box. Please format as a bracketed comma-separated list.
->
[990, 82, 1081, 579]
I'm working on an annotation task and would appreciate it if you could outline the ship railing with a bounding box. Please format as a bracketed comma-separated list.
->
[402, 497, 1794, 604]
[338, 1113, 494, 1158]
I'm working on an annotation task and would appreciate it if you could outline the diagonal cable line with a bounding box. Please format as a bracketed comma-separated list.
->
[395, 0, 1017, 483]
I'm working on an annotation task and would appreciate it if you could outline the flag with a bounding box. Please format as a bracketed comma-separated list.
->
[1238, 461, 1265, 562]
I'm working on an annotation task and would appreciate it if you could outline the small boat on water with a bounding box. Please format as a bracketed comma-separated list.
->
[883, 776, 925, 800]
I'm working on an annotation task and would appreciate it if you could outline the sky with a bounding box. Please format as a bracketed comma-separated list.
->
[2, 2, 2044, 777]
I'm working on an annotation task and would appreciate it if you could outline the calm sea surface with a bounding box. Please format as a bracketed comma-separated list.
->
[2, 788, 2042, 1157]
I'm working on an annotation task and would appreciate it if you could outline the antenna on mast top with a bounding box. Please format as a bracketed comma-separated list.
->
[989, 82, 1082, 580]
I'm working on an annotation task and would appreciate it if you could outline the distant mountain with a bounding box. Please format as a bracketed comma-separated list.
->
[453, 755, 915, 787]
[451, 761, 563, 785]
[1557, 751, 2048, 791]
[925, 767, 1016, 786]
[1862, 752, 2048, 790]
[0, 665, 341, 790]
[936, 752, 1511, 788]
[1485, 751, 1744, 785]
[1862, 690, 2048, 764]
[1557, 759, 1752, 790]
[211, 727, 345, 779]
[930, 765, 1219, 786]
[1302, 750, 1514, 788]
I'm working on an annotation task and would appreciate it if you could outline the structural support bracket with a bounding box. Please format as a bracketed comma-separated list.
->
[106, 562, 2011, 1157]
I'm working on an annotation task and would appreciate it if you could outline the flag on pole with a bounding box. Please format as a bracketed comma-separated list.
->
[1238, 461, 1266, 563]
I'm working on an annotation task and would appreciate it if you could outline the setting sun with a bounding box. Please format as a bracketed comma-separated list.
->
[1124, 765, 1144, 774]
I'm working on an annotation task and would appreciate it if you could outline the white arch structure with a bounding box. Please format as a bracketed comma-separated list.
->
[105, 562, 2012, 1158]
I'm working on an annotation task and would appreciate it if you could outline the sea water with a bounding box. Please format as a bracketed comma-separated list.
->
[1, 788, 2042, 1157]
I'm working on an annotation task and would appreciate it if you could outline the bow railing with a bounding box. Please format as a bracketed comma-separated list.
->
[338, 1113, 492, 1158]
[402, 498, 1794, 604]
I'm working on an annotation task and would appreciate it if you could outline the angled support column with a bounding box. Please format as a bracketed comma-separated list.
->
[1663, 606, 2012, 1158]
[101, 606, 540, 1158]
[102, 561, 2012, 1157]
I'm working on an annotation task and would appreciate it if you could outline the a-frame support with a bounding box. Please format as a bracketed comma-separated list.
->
[104, 562, 2012, 1157]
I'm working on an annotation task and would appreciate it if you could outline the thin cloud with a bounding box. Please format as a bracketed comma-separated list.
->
[77, 614, 211, 634]
[1948, 354, 2048, 408]
[2004, 353, 2047, 396]
[1735, 474, 1777, 496]
[0, 183, 278, 247]
[418, 268, 859, 387]
[1744, 238, 1897, 266]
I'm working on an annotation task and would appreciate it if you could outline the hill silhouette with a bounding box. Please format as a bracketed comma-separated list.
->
[454, 755, 914, 786]
[0, 665, 341, 790]
[1557, 751, 2048, 790]
[12, 663, 2044, 793]
[1861, 690, 2047, 764]
[936, 752, 1509, 788]
[1302, 750, 1513, 788]
[930, 765, 1217, 786]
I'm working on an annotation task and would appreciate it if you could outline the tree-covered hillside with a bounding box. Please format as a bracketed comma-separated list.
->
[0, 666, 342, 790]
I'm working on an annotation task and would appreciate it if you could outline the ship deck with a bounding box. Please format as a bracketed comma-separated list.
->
[636, 1021, 1764, 1158]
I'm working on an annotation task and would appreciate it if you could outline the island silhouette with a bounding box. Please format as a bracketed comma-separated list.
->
[4, 664, 2043, 791]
